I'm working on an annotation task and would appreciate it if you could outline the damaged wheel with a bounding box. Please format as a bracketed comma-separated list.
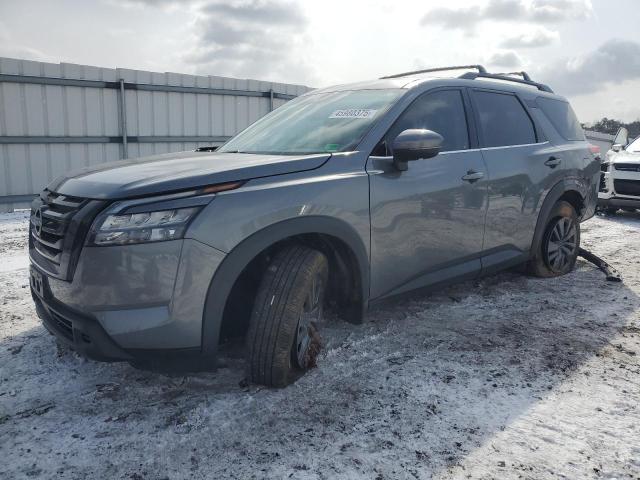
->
[528, 200, 580, 277]
[246, 245, 328, 387]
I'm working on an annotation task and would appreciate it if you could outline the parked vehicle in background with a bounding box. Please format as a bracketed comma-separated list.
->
[29, 65, 599, 387]
[584, 129, 614, 161]
[599, 127, 640, 214]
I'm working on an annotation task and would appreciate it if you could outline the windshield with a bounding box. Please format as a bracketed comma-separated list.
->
[219, 89, 404, 155]
[627, 137, 640, 153]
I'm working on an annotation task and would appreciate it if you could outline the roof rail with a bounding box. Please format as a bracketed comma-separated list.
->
[380, 65, 554, 93]
[459, 71, 553, 93]
[495, 71, 533, 82]
[380, 65, 487, 80]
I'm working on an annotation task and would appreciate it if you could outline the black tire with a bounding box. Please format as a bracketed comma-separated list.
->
[246, 245, 328, 387]
[528, 201, 580, 278]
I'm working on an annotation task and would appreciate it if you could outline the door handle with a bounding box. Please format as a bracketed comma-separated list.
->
[461, 170, 484, 183]
[545, 156, 562, 168]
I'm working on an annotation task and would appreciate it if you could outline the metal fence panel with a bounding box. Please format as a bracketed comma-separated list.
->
[0, 57, 310, 211]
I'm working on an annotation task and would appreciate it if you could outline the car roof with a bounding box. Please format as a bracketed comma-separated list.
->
[308, 72, 566, 102]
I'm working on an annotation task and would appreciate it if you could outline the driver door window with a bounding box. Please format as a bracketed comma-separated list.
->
[381, 89, 470, 155]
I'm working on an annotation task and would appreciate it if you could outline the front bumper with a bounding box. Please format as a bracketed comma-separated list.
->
[30, 238, 226, 366]
[32, 289, 133, 361]
[599, 167, 640, 209]
[598, 196, 640, 209]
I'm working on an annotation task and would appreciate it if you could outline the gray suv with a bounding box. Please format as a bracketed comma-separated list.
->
[29, 65, 599, 387]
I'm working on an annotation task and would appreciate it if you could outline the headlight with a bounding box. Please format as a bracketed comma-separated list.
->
[87, 181, 245, 246]
[89, 207, 201, 246]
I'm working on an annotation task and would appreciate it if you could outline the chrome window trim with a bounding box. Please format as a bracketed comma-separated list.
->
[480, 141, 549, 151]
[368, 141, 550, 160]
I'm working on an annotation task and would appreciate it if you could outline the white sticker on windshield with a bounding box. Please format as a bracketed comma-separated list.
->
[329, 109, 378, 119]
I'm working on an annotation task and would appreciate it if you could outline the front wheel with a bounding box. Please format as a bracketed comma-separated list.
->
[246, 245, 328, 387]
[528, 201, 580, 277]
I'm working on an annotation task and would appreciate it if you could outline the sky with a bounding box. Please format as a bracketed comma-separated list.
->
[0, 0, 638, 123]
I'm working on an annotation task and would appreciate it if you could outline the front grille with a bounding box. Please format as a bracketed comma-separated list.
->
[614, 179, 640, 197]
[30, 192, 86, 266]
[29, 191, 106, 280]
[614, 163, 640, 172]
[599, 172, 607, 192]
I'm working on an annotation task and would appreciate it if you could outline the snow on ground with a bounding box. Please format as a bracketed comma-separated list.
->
[1, 211, 639, 480]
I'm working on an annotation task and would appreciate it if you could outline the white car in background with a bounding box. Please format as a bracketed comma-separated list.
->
[599, 127, 640, 214]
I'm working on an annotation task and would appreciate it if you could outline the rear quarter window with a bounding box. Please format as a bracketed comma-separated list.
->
[536, 97, 585, 141]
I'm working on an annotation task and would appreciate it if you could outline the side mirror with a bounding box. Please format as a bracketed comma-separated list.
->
[392, 129, 443, 171]
[612, 144, 623, 153]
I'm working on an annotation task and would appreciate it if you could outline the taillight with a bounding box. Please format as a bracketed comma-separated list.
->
[589, 144, 601, 155]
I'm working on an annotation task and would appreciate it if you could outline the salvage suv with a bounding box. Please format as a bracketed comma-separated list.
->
[29, 65, 599, 387]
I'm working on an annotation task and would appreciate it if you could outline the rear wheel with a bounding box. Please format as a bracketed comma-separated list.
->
[246, 245, 328, 387]
[528, 201, 580, 277]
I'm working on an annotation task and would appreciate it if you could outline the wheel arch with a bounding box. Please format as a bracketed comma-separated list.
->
[530, 178, 587, 255]
[200, 216, 369, 357]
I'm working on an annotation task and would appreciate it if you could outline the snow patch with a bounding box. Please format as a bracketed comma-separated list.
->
[1, 211, 639, 479]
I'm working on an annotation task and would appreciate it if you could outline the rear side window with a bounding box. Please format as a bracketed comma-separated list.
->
[536, 97, 585, 141]
[385, 89, 470, 153]
[472, 91, 537, 148]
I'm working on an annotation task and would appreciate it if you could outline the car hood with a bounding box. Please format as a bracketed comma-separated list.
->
[49, 151, 331, 200]
[609, 150, 640, 163]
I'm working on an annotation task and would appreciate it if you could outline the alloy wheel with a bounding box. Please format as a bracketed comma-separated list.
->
[544, 217, 577, 272]
[294, 272, 324, 369]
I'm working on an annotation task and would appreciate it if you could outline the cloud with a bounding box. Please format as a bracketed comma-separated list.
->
[538, 39, 640, 96]
[486, 50, 523, 68]
[199, 0, 305, 25]
[182, 0, 316, 83]
[420, 5, 482, 32]
[106, 0, 192, 8]
[500, 27, 559, 48]
[421, 0, 592, 34]
[528, 0, 592, 22]
[0, 22, 53, 62]
[0, 44, 52, 62]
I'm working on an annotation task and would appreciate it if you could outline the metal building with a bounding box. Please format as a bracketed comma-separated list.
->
[0, 57, 310, 211]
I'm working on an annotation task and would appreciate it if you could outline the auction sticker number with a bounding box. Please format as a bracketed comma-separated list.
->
[329, 109, 377, 119]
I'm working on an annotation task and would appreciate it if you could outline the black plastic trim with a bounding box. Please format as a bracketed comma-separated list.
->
[530, 179, 588, 254]
[459, 71, 553, 93]
[598, 197, 640, 208]
[33, 291, 133, 362]
[33, 283, 214, 369]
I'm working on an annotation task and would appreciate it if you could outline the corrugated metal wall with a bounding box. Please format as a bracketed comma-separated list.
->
[0, 57, 310, 211]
